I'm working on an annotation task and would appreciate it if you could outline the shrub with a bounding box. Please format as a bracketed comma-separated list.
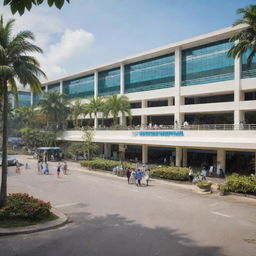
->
[80, 158, 133, 171]
[224, 173, 256, 195]
[151, 166, 189, 181]
[0, 193, 51, 220]
[197, 181, 212, 189]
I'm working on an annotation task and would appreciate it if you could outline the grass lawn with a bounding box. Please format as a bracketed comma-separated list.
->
[0, 213, 58, 228]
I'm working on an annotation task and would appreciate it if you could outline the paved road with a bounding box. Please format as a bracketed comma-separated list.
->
[0, 155, 256, 256]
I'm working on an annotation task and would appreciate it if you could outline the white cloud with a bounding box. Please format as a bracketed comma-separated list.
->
[1, 5, 95, 82]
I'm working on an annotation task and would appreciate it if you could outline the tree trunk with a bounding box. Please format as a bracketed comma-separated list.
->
[0, 81, 9, 206]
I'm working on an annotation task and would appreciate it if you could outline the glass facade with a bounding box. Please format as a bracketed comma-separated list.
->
[125, 53, 175, 93]
[17, 91, 31, 107]
[182, 39, 234, 86]
[185, 93, 234, 105]
[33, 86, 45, 105]
[63, 75, 94, 99]
[148, 99, 168, 107]
[98, 68, 120, 96]
[48, 83, 60, 92]
[242, 49, 256, 78]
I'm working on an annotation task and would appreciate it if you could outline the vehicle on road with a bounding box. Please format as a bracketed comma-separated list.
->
[0, 153, 17, 166]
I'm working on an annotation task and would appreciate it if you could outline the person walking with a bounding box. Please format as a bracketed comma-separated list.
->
[44, 163, 49, 175]
[15, 160, 21, 174]
[136, 169, 143, 186]
[37, 160, 41, 174]
[209, 165, 214, 176]
[144, 169, 150, 186]
[57, 162, 61, 178]
[130, 169, 136, 184]
[126, 168, 131, 184]
[201, 166, 207, 180]
[63, 161, 68, 175]
[188, 167, 194, 182]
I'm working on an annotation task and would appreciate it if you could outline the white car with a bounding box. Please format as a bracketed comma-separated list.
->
[0, 154, 17, 166]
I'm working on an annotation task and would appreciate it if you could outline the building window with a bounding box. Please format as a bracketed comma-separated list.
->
[98, 68, 120, 96]
[125, 53, 175, 93]
[48, 83, 60, 92]
[63, 75, 94, 99]
[184, 94, 234, 105]
[242, 50, 256, 78]
[244, 91, 256, 101]
[182, 39, 234, 86]
[16, 91, 31, 107]
[130, 102, 142, 108]
[147, 100, 168, 107]
[33, 86, 45, 105]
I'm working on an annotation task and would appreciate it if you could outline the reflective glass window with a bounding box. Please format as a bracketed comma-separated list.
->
[48, 83, 60, 92]
[125, 53, 175, 93]
[242, 49, 256, 78]
[63, 75, 94, 99]
[98, 68, 120, 96]
[33, 86, 45, 105]
[17, 91, 31, 107]
[182, 39, 234, 86]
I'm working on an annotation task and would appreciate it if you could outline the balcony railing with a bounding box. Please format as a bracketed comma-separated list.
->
[67, 124, 256, 131]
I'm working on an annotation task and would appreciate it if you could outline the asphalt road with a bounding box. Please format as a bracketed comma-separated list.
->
[0, 155, 255, 256]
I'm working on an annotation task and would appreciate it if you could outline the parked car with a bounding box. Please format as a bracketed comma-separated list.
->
[0, 154, 17, 166]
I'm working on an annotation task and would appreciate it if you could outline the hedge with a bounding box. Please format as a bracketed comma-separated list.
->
[151, 166, 189, 181]
[80, 158, 133, 171]
[222, 173, 256, 195]
[0, 193, 51, 220]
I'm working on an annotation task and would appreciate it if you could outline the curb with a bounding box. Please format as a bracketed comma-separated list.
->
[0, 208, 68, 236]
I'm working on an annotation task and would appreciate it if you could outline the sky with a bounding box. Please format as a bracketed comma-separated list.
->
[0, 0, 254, 82]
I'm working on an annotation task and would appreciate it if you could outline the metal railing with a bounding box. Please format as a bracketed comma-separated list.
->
[67, 124, 256, 131]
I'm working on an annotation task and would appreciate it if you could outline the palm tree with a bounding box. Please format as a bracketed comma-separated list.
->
[105, 94, 131, 126]
[0, 16, 46, 206]
[38, 91, 70, 131]
[14, 106, 36, 128]
[70, 99, 87, 128]
[87, 97, 103, 128]
[228, 5, 256, 66]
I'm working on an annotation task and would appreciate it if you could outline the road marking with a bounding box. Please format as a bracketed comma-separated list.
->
[55, 202, 80, 208]
[211, 211, 232, 218]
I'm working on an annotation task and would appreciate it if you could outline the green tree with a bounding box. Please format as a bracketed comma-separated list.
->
[82, 127, 98, 160]
[14, 106, 36, 128]
[0, 16, 46, 206]
[3, 0, 70, 15]
[228, 5, 256, 67]
[87, 97, 103, 128]
[70, 99, 88, 128]
[38, 91, 70, 131]
[105, 94, 131, 126]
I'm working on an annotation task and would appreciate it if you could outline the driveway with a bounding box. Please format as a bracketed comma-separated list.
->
[0, 155, 255, 256]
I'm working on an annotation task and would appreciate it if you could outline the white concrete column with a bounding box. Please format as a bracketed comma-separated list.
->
[174, 47, 182, 126]
[142, 99, 147, 108]
[30, 92, 33, 106]
[45, 85, 48, 92]
[94, 71, 98, 98]
[11, 94, 15, 108]
[142, 145, 148, 164]
[182, 148, 187, 167]
[104, 143, 111, 158]
[217, 149, 226, 173]
[120, 64, 125, 94]
[120, 116, 126, 126]
[168, 97, 174, 106]
[94, 116, 98, 129]
[141, 115, 147, 128]
[60, 80, 63, 94]
[175, 147, 182, 167]
[234, 55, 242, 127]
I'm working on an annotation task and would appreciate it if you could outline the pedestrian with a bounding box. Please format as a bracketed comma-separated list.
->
[44, 163, 49, 175]
[40, 162, 44, 174]
[201, 166, 207, 180]
[209, 165, 214, 176]
[136, 169, 143, 186]
[25, 162, 29, 169]
[37, 160, 41, 174]
[15, 160, 21, 174]
[144, 169, 150, 186]
[63, 161, 68, 175]
[188, 166, 194, 182]
[57, 162, 61, 178]
[130, 169, 136, 184]
[126, 168, 131, 184]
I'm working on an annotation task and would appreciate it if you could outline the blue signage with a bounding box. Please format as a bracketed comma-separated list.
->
[132, 131, 184, 137]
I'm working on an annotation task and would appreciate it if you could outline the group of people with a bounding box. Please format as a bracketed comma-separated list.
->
[37, 160, 68, 177]
[125, 168, 150, 186]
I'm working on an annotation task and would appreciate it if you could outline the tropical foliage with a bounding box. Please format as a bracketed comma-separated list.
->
[0, 16, 46, 206]
[228, 5, 256, 67]
[3, 0, 70, 15]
